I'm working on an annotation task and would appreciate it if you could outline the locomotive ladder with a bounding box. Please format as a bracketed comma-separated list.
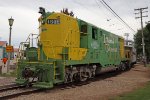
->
[54, 61, 64, 83]
[42, 40, 64, 83]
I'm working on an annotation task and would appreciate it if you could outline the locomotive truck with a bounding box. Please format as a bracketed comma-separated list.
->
[16, 7, 136, 88]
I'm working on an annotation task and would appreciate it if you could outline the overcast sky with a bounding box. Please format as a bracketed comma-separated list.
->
[0, 0, 150, 47]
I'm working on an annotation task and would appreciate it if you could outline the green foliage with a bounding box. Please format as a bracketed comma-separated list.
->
[134, 23, 150, 61]
[113, 82, 150, 100]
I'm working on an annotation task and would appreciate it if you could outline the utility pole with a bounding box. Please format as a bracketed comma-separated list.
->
[134, 7, 148, 67]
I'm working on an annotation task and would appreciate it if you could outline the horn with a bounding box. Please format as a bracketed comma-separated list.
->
[39, 7, 45, 15]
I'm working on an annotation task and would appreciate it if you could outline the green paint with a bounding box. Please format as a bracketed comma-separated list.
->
[16, 12, 125, 89]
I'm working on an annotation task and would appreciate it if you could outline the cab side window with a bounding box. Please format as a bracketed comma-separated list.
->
[81, 25, 87, 33]
[92, 27, 98, 39]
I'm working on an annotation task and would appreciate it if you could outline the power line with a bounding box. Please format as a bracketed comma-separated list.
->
[97, 0, 126, 31]
[73, 0, 114, 29]
[95, 0, 113, 18]
[73, 1, 104, 18]
[100, 0, 136, 33]
[73, 0, 136, 34]
[97, 0, 118, 19]
[94, 0, 126, 32]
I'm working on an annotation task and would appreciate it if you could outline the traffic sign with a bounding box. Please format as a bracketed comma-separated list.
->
[6, 46, 13, 52]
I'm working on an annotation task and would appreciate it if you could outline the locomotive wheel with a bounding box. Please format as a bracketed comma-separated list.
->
[121, 63, 126, 71]
[79, 72, 88, 82]
[73, 73, 80, 82]
[80, 76, 87, 82]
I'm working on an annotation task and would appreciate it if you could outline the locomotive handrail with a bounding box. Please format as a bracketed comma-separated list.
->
[18, 42, 30, 59]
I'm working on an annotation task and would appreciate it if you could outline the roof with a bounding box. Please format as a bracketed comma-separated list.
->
[13, 48, 19, 52]
[0, 41, 7, 46]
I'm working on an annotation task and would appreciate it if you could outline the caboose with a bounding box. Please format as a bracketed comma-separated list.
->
[16, 7, 135, 88]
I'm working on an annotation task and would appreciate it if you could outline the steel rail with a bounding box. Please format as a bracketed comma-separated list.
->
[0, 84, 25, 92]
[0, 88, 41, 99]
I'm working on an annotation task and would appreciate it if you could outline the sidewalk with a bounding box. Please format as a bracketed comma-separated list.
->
[0, 60, 7, 74]
[0, 60, 17, 74]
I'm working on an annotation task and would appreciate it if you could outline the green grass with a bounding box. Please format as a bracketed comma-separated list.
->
[0, 69, 17, 77]
[113, 82, 150, 100]
[146, 64, 150, 67]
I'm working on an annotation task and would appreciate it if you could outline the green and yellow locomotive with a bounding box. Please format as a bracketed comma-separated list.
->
[16, 8, 135, 88]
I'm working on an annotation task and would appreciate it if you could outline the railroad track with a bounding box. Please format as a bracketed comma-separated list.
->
[0, 84, 41, 99]
[0, 84, 25, 92]
[0, 70, 122, 99]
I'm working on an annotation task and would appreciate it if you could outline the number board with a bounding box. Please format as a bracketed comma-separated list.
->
[6, 46, 14, 52]
[47, 19, 60, 24]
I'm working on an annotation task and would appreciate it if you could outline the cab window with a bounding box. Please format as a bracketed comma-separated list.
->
[92, 27, 98, 39]
[81, 25, 87, 33]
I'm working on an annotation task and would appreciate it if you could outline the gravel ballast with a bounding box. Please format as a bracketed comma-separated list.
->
[0, 77, 15, 86]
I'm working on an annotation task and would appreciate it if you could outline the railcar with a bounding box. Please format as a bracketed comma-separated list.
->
[16, 7, 135, 88]
[124, 40, 136, 68]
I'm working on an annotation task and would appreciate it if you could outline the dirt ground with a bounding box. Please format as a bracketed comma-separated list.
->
[1, 64, 150, 100]
[0, 77, 15, 86]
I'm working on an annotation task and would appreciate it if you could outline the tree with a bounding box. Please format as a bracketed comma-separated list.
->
[134, 23, 150, 62]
